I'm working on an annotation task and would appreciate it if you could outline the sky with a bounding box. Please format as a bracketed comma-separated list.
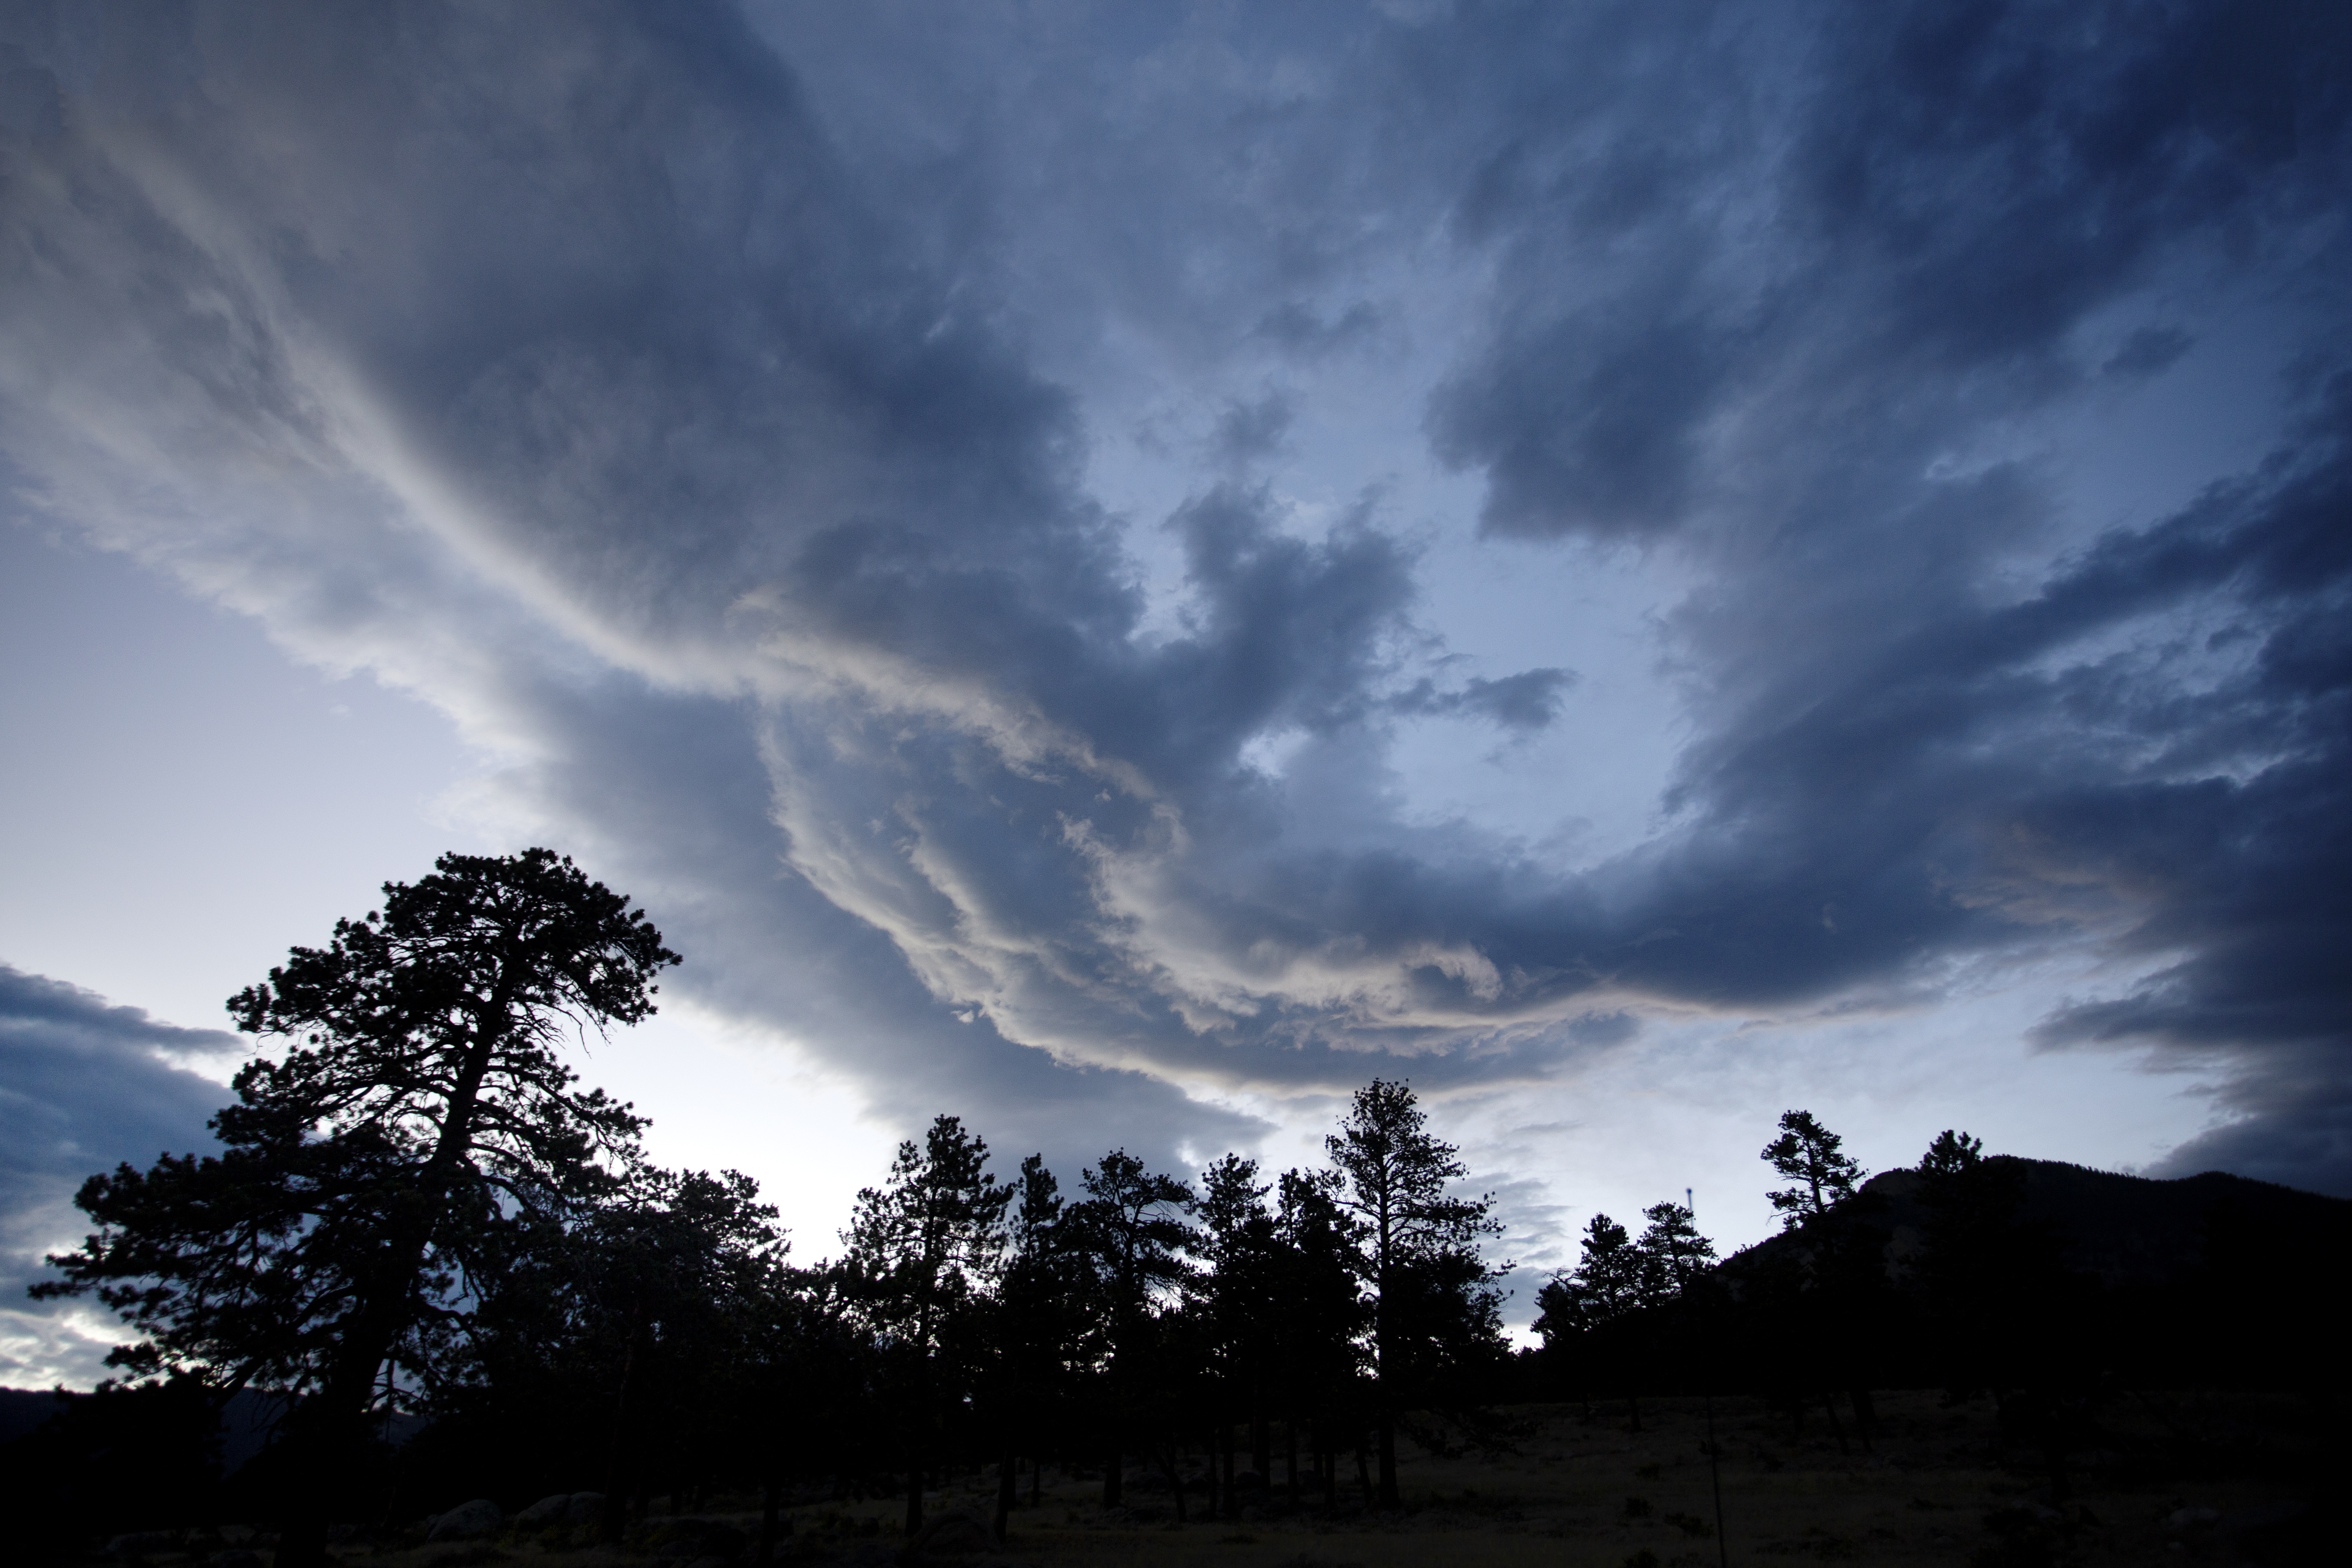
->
[3, 0, 2348, 1388]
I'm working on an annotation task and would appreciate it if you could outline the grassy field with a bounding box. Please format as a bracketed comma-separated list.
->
[338, 1387, 2324, 1568]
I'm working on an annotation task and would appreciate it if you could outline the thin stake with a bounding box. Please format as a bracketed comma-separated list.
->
[1689, 1187, 1730, 1568]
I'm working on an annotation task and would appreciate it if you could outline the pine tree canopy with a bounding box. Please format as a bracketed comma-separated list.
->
[38, 848, 679, 1398]
[1761, 1109, 1867, 1230]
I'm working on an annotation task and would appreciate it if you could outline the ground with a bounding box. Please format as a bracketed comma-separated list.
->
[125, 1389, 2330, 1568]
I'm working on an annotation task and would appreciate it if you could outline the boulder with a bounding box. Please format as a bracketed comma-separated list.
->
[209, 1552, 265, 1568]
[106, 1533, 178, 1557]
[516, 1495, 574, 1531]
[427, 1499, 506, 1541]
[907, 1507, 999, 1555]
[638, 1517, 747, 1561]
[2223, 1501, 2315, 1559]
[567, 1493, 607, 1526]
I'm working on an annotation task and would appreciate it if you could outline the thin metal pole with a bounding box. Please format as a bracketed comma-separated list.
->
[1689, 1188, 1730, 1568]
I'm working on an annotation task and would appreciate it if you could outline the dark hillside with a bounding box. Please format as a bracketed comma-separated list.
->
[0, 1385, 69, 1443]
[1537, 1159, 2349, 1407]
[1729, 1158, 2352, 1289]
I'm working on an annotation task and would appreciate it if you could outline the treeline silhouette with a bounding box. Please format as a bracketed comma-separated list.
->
[14, 851, 1516, 1559]
[7, 850, 2345, 1560]
[1530, 1119, 2351, 1498]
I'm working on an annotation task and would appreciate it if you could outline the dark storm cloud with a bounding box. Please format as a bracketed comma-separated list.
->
[2008, 378, 2352, 1191]
[0, 0, 1281, 1210]
[1403, 0, 2352, 1186]
[1393, 668, 1576, 732]
[0, 965, 236, 1383]
[1423, 0, 2350, 541]
[1431, 305, 1726, 542]
[1253, 301, 1383, 362]
[2104, 327, 2196, 382]
[3, 0, 2349, 1211]
[1209, 392, 1295, 471]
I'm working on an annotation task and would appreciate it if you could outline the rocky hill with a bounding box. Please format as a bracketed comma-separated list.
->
[1720, 1155, 2352, 1289]
[1544, 1158, 2349, 1397]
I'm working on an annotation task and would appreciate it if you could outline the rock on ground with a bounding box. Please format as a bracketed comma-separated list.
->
[426, 1499, 505, 1541]
[636, 1516, 748, 1562]
[907, 1508, 999, 1555]
[515, 1495, 573, 1531]
[106, 1532, 178, 1556]
[514, 1491, 602, 1531]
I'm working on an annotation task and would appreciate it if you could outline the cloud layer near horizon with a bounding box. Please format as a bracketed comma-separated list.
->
[2, 0, 2347, 1340]
[0, 965, 237, 1384]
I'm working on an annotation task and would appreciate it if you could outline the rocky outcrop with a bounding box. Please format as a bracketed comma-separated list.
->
[425, 1499, 505, 1541]
[515, 1491, 604, 1531]
[906, 1507, 999, 1555]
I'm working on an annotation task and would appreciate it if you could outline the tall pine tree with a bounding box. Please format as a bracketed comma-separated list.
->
[38, 849, 677, 1568]
[1325, 1080, 1502, 1507]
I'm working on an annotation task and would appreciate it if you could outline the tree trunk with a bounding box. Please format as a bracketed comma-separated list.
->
[269, 1358, 376, 1568]
[1102, 1436, 1122, 1507]
[1627, 1391, 1642, 1433]
[1162, 1439, 1186, 1525]
[1204, 1424, 1219, 1518]
[1221, 1420, 1236, 1504]
[1371, 1274, 1394, 1510]
[281, 1029, 510, 1568]
[1285, 1420, 1298, 1505]
[995, 1443, 1015, 1541]
[1252, 1390, 1270, 1478]
[905, 1443, 925, 1535]
[1822, 1390, 1850, 1455]
[276, 1231, 447, 1568]
[599, 1299, 652, 1544]
[2044, 1403, 2071, 1505]
[755, 1479, 785, 1568]
[1355, 1435, 1374, 1509]
[1029, 1453, 1041, 1509]
[1320, 1421, 1337, 1513]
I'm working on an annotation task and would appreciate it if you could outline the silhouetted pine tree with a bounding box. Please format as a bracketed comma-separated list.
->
[1269, 1166, 1369, 1512]
[1534, 1213, 1651, 1426]
[1064, 1150, 1193, 1507]
[1761, 1110, 1866, 1230]
[728, 1258, 864, 1567]
[1533, 1214, 1644, 1340]
[840, 1114, 1011, 1535]
[1190, 1154, 1280, 1512]
[1632, 1201, 1717, 1299]
[35, 849, 679, 1568]
[1911, 1133, 2066, 1398]
[1324, 1079, 1503, 1507]
[1757, 1109, 1879, 1447]
[582, 1169, 784, 1537]
[986, 1155, 1088, 1521]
